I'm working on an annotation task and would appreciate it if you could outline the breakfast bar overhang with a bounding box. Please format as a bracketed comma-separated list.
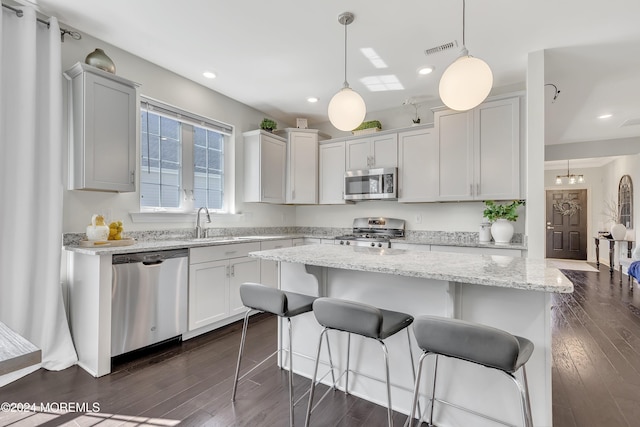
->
[249, 244, 573, 427]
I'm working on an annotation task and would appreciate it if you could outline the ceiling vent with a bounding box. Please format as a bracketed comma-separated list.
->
[620, 118, 640, 127]
[425, 41, 458, 56]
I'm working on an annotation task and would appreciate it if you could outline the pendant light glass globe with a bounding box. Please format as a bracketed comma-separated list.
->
[439, 54, 493, 111]
[328, 86, 366, 131]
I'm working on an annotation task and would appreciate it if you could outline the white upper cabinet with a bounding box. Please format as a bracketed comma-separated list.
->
[474, 97, 521, 200]
[434, 95, 521, 201]
[398, 128, 439, 202]
[435, 109, 474, 200]
[346, 133, 397, 170]
[282, 128, 318, 204]
[64, 63, 138, 192]
[243, 130, 286, 204]
[319, 141, 347, 204]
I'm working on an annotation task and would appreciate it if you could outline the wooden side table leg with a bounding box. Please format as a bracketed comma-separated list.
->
[595, 238, 600, 268]
[609, 240, 615, 275]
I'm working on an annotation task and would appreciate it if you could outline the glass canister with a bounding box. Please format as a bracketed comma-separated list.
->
[479, 222, 492, 243]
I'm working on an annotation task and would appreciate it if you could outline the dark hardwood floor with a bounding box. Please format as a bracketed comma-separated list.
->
[2, 264, 640, 426]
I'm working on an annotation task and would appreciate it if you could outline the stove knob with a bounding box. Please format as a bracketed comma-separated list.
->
[378, 243, 382, 248]
[340, 240, 344, 245]
[370, 242, 375, 247]
[346, 241, 351, 245]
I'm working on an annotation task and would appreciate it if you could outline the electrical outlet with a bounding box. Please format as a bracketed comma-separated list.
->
[415, 214, 422, 224]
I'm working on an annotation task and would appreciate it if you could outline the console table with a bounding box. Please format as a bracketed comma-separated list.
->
[594, 237, 633, 274]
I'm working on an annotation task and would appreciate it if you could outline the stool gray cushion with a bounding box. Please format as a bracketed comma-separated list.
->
[413, 315, 534, 373]
[313, 298, 414, 340]
[240, 283, 316, 318]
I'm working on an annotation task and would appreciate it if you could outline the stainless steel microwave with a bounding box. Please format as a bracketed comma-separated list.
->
[344, 168, 397, 201]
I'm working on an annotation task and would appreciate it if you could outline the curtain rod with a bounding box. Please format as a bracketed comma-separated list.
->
[2, 3, 81, 41]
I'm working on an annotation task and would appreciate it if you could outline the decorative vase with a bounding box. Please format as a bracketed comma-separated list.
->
[85, 48, 116, 74]
[491, 219, 514, 244]
[611, 223, 627, 240]
[86, 214, 109, 241]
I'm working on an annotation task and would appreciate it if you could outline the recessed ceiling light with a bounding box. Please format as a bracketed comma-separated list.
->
[417, 66, 434, 75]
[203, 71, 217, 79]
[598, 114, 613, 119]
[307, 97, 319, 103]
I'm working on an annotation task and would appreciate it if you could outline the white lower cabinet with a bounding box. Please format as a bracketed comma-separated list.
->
[260, 239, 293, 288]
[188, 242, 260, 331]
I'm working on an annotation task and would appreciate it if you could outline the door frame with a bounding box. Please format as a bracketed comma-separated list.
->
[544, 185, 593, 261]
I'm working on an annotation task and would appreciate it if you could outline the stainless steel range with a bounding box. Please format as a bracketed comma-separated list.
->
[335, 217, 405, 248]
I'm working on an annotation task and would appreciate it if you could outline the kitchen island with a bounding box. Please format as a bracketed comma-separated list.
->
[249, 244, 572, 427]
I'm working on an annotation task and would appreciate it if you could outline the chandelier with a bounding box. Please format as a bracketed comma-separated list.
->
[555, 160, 584, 185]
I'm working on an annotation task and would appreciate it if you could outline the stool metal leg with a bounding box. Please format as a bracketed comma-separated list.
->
[379, 340, 393, 427]
[287, 318, 294, 427]
[503, 367, 534, 427]
[305, 327, 328, 427]
[408, 351, 428, 427]
[345, 333, 351, 394]
[406, 328, 422, 423]
[429, 354, 439, 426]
[325, 331, 337, 389]
[231, 309, 251, 402]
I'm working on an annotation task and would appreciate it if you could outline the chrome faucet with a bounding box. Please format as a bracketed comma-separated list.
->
[195, 207, 211, 238]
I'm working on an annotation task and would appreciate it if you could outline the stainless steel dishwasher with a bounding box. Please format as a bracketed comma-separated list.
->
[111, 249, 188, 357]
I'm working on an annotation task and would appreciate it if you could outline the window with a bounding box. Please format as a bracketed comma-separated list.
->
[140, 96, 233, 213]
[618, 175, 633, 229]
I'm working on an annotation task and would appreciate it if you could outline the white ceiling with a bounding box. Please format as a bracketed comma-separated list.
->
[25, 0, 640, 149]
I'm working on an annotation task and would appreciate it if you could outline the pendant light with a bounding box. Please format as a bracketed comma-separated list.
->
[439, 0, 493, 111]
[555, 160, 584, 185]
[328, 12, 366, 131]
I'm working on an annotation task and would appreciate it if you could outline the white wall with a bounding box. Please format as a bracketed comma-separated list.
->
[61, 33, 296, 233]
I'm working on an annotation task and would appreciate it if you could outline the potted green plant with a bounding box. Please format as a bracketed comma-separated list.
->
[352, 120, 382, 135]
[483, 200, 525, 244]
[260, 118, 277, 132]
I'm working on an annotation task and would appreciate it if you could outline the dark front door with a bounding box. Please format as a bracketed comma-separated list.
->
[546, 189, 588, 260]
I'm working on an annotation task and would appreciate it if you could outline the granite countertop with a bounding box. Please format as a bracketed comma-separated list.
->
[392, 237, 526, 250]
[63, 228, 527, 255]
[249, 244, 572, 294]
[64, 234, 309, 256]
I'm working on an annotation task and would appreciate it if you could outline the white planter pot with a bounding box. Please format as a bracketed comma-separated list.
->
[491, 219, 514, 244]
[611, 223, 627, 240]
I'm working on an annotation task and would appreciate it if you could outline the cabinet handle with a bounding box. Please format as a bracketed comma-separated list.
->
[130, 170, 135, 184]
[231, 265, 235, 277]
[226, 266, 230, 278]
[225, 250, 237, 256]
[476, 183, 480, 195]
[469, 184, 473, 196]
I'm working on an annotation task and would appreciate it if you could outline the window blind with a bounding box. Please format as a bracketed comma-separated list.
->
[140, 95, 233, 136]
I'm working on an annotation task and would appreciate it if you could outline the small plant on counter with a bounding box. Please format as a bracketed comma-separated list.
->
[483, 200, 525, 222]
[260, 118, 277, 132]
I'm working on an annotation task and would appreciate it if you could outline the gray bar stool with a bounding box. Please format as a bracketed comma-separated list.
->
[408, 315, 534, 427]
[305, 297, 416, 427]
[232, 283, 317, 427]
